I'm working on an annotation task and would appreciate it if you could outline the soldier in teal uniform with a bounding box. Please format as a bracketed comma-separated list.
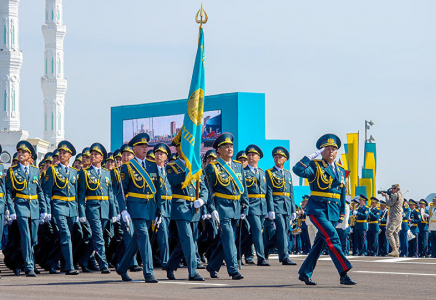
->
[205, 133, 248, 280]
[165, 137, 207, 281]
[153, 143, 172, 270]
[146, 150, 155, 162]
[116, 134, 158, 283]
[408, 199, 421, 257]
[378, 199, 389, 256]
[399, 200, 410, 257]
[293, 134, 355, 286]
[73, 153, 83, 170]
[52, 149, 60, 166]
[300, 196, 311, 254]
[6, 141, 47, 277]
[418, 199, 429, 257]
[242, 144, 272, 266]
[78, 143, 117, 273]
[353, 195, 369, 256]
[44, 141, 80, 275]
[264, 147, 297, 266]
[367, 197, 380, 256]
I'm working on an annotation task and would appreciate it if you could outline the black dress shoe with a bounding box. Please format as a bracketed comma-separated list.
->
[49, 267, 59, 274]
[13, 268, 20, 276]
[196, 263, 206, 269]
[34, 268, 41, 274]
[282, 258, 297, 266]
[130, 265, 143, 272]
[257, 259, 270, 266]
[116, 270, 132, 282]
[26, 270, 37, 277]
[82, 266, 92, 273]
[298, 274, 317, 285]
[89, 264, 99, 271]
[145, 275, 158, 283]
[340, 274, 357, 285]
[65, 270, 80, 275]
[101, 268, 111, 274]
[231, 272, 244, 280]
[166, 268, 176, 280]
[189, 273, 205, 281]
[206, 266, 219, 278]
[245, 259, 256, 265]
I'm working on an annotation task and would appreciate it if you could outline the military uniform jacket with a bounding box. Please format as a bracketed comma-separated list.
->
[409, 208, 421, 233]
[355, 205, 369, 230]
[265, 167, 296, 216]
[0, 163, 5, 214]
[293, 157, 346, 222]
[418, 208, 429, 231]
[379, 208, 388, 228]
[78, 166, 116, 220]
[155, 164, 172, 219]
[401, 207, 410, 230]
[110, 168, 121, 214]
[205, 160, 249, 219]
[117, 159, 157, 220]
[39, 170, 51, 214]
[166, 159, 208, 222]
[243, 165, 271, 216]
[44, 165, 79, 218]
[368, 206, 380, 232]
[6, 164, 47, 219]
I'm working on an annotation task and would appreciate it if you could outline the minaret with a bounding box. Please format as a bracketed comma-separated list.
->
[41, 0, 67, 148]
[0, 0, 23, 131]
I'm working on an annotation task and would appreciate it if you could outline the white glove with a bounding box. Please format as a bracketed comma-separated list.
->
[75, 217, 79, 223]
[194, 199, 205, 209]
[10, 213, 16, 221]
[121, 210, 131, 228]
[240, 214, 246, 220]
[308, 148, 325, 160]
[353, 210, 358, 215]
[79, 217, 87, 223]
[291, 213, 297, 220]
[5, 209, 10, 219]
[211, 210, 220, 225]
[402, 212, 406, 217]
[111, 216, 117, 223]
[202, 214, 208, 220]
[40, 212, 47, 220]
[39, 218, 45, 225]
[116, 214, 121, 222]
[8, 218, 14, 225]
[155, 216, 162, 226]
[424, 213, 429, 218]
[268, 211, 276, 220]
[46, 214, 52, 221]
[206, 214, 211, 219]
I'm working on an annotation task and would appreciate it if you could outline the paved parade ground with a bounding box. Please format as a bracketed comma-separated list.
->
[0, 253, 435, 299]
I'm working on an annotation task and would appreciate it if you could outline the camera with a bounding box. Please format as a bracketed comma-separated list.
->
[377, 188, 392, 196]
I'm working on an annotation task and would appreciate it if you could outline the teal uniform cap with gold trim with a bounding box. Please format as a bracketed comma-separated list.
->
[352, 196, 359, 204]
[38, 161, 45, 169]
[272, 146, 289, 159]
[120, 144, 134, 155]
[359, 194, 368, 202]
[16, 140, 36, 158]
[236, 151, 247, 160]
[74, 153, 83, 162]
[53, 149, 59, 157]
[203, 149, 217, 162]
[114, 149, 122, 159]
[245, 144, 263, 159]
[128, 133, 150, 147]
[153, 143, 171, 156]
[57, 140, 77, 156]
[379, 198, 386, 205]
[169, 152, 178, 162]
[44, 152, 53, 162]
[316, 133, 341, 150]
[370, 197, 379, 203]
[90, 143, 107, 161]
[419, 199, 428, 206]
[12, 152, 18, 162]
[106, 152, 115, 161]
[213, 133, 234, 149]
[409, 199, 417, 205]
[82, 147, 91, 157]
[147, 149, 155, 160]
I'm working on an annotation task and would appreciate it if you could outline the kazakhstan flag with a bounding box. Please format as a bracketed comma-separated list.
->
[179, 26, 205, 188]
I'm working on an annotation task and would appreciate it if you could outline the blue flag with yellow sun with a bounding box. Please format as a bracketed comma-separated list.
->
[179, 26, 205, 188]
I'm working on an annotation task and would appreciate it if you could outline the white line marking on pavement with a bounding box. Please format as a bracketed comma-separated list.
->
[373, 257, 416, 263]
[354, 271, 436, 277]
[131, 280, 228, 286]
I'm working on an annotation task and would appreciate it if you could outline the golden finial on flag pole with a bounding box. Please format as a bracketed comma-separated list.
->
[195, 3, 208, 26]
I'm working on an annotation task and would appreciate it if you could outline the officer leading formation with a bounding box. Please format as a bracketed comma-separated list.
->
[0, 133, 435, 283]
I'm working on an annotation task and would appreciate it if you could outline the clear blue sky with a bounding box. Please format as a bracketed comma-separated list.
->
[17, 1, 436, 200]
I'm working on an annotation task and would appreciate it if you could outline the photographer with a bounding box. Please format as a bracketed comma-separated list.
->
[381, 184, 404, 257]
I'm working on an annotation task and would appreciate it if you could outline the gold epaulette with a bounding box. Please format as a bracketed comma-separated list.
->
[210, 161, 218, 165]
[146, 158, 155, 163]
[314, 159, 328, 167]
[71, 166, 79, 171]
[233, 160, 242, 164]
[124, 161, 131, 166]
[31, 165, 39, 169]
[102, 167, 109, 172]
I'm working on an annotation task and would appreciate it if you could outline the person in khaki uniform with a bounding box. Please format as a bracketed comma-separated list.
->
[382, 184, 404, 257]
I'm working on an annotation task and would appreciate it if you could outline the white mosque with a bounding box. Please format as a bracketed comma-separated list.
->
[0, 0, 66, 166]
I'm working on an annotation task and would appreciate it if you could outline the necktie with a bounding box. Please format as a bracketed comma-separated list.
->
[142, 160, 145, 169]
[97, 169, 101, 177]
[25, 166, 29, 180]
[65, 167, 69, 175]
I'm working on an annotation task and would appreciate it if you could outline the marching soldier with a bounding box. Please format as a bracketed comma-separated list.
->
[353, 195, 369, 256]
[206, 133, 248, 280]
[6, 141, 47, 277]
[378, 199, 389, 256]
[399, 200, 410, 257]
[242, 144, 271, 266]
[264, 147, 297, 266]
[165, 137, 207, 281]
[116, 134, 158, 283]
[418, 199, 429, 257]
[367, 197, 381, 256]
[293, 134, 355, 285]
[44, 141, 80, 275]
[78, 143, 117, 273]
[408, 199, 421, 257]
